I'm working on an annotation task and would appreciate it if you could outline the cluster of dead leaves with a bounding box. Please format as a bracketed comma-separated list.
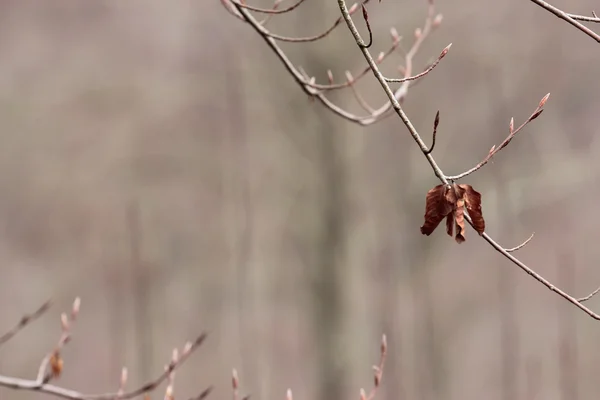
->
[420, 183, 485, 243]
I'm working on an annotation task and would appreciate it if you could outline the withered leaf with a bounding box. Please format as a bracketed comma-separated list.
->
[420, 182, 486, 243]
[459, 184, 485, 235]
[454, 198, 466, 243]
[420, 184, 453, 236]
[50, 351, 63, 378]
[445, 213, 453, 237]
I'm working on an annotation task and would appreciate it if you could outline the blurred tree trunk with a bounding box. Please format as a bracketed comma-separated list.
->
[558, 252, 579, 400]
[128, 201, 154, 383]
[312, 117, 347, 400]
[293, 5, 348, 400]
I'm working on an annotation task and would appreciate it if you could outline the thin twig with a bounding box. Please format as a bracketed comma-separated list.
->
[578, 286, 600, 302]
[424, 111, 439, 155]
[505, 233, 535, 253]
[0, 300, 52, 347]
[0, 333, 208, 400]
[235, 0, 306, 14]
[448, 96, 548, 180]
[360, 5, 373, 48]
[336, 0, 600, 320]
[187, 386, 214, 400]
[384, 44, 450, 83]
[346, 71, 376, 114]
[528, 0, 600, 43]
[363, 334, 387, 400]
[228, 0, 439, 125]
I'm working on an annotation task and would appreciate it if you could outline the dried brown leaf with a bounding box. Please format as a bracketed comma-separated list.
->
[422, 183, 485, 243]
[445, 213, 453, 237]
[50, 352, 63, 378]
[454, 199, 466, 243]
[459, 184, 485, 235]
[420, 185, 453, 235]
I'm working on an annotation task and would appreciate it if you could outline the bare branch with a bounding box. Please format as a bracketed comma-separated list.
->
[228, 0, 441, 126]
[424, 111, 439, 155]
[234, 0, 306, 14]
[360, 5, 373, 48]
[227, 0, 600, 320]
[334, 0, 600, 319]
[448, 94, 548, 180]
[263, 15, 347, 42]
[505, 233, 535, 253]
[528, 0, 600, 43]
[346, 71, 376, 114]
[0, 298, 209, 400]
[187, 387, 214, 400]
[578, 286, 600, 302]
[384, 43, 450, 83]
[362, 334, 387, 400]
[0, 300, 52, 347]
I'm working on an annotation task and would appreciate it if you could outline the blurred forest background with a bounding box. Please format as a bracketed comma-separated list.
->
[0, 0, 599, 399]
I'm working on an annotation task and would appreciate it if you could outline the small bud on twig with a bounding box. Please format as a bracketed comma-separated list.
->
[373, 366, 381, 387]
[71, 297, 81, 320]
[440, 43, 452, 59]
[539, 93, 550, 108]
[327, 70, 334, 84]
[414, 28, 422, 39]
[50, 351, 63, 378]
[121, 367, 128, 387]
[286, 389, 293, 400]
[433, 14, 443, 28]
[232, 369, 239, 389]
[360, 388, 367, 400]
[60, 313, 69, 332]
[345, 71, 354, 83]
[183, 341, 192, 354]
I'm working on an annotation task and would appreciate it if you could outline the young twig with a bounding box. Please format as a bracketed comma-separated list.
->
[0, 299, 52, 347]
[448, 95, 548, 180]
[0, 298, 209, 400]
[528, 0, 600, 43]
[334, 0, 600, 320]
[577, 285, 600, 302]
[227, 0, 600, 320]
[235, 0, 306, 14]
[223, 0, 444, 126]
[361, 334, 387, 400]
[504, 233, 535, 253]
[424, 111, 439, 155]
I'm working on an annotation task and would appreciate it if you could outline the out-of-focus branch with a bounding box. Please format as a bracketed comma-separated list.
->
[222, 0, 445, 126]
[0, 299, 209, 400]
[528, 0, 600, 43]
[230, 335, 387, 400]
[236, 0, 306, 14]
[0, 300, 52, 347]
